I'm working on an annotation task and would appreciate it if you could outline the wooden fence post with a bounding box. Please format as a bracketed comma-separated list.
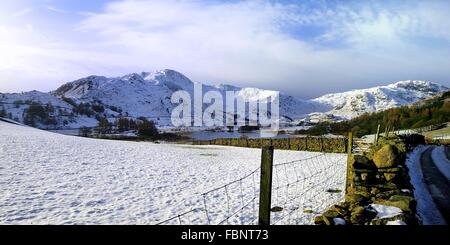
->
[345, 132, 353, 195]
[320, 137, 324, 152]
[375, 124, 381, 143]
[258, 146, 274, 225]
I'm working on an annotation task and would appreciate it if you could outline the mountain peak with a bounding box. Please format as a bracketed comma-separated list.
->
[388, 80, 448, 92]
[143, 69, 194, 91]
[120, 73, 146, 82]
[3, 70, 448, 129]
[313, 79, 449, 119]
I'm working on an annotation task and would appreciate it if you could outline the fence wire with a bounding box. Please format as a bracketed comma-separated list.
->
[155, 151, 346, 225]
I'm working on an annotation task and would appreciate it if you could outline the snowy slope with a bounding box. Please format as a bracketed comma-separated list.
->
[52, 73, 174, 118]
[313, 80, 448, 119]
[1, 70, 447, 129]
[48, 69, 327, 126]
[0, 91, 98, 128]
[0, 121, 346, 224]
[47, 72, 449, 124]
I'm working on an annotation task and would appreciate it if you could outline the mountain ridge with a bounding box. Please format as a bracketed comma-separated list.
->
[0, 69, 448, 129]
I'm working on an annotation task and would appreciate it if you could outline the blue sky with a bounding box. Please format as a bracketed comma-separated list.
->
[0, 0, 449, 98]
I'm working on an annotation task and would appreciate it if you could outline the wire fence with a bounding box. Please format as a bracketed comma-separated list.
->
[154, 151, 347, 225]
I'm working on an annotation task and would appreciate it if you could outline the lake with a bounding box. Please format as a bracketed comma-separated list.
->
[187, 130, 293, 140]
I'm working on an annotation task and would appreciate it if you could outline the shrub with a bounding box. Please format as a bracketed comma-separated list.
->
[109, 106, 122, 113]
[24, 102, 48, 126]
[96, 117, 111, 134]
[91, 104, 105, 113]
[44, 118, 58, 126]
[129, 118, 137, 130]
[238, 125, 260, 132]
[61, 97, 78, 108]
[13, 100, 23, 108]
[117, 117, 130, 132]
[79, 127, 92, 137]
[76, 103, 94, 117]
[45, 103, 55, 113]
[137, 119, 159, 139]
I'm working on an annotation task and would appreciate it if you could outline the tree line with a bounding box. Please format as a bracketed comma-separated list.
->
[80, 117, 159, 139]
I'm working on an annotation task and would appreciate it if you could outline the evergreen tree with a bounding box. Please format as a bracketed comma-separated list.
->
[0, 107, 5, 117]
[79, 127, 92, 137]
[137, 118, 159, 139]
[96, 117, 111, 134]
[23, 102, 48, 126]
[117, 118, 130, 132]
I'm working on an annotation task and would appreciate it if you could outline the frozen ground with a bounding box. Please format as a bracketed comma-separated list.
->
[0, 121, 346, 225]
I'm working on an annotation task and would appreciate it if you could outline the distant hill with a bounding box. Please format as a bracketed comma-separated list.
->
[312, 80, 448, 119]
[297, 90, 450, 137]
[0, 69, 447, 129]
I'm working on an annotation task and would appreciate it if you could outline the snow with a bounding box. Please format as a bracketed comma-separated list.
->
[0, 91, 76, 128]
[236, 88, 279, 102]
[0, 121, 346, 225]
[386, 220, 406, 225]
[333, 217, 346, 225]
[2, 70, 445, 129]
[431, 146, 450, 180]
[369, 204, 403, 219]
[406, 145, 446, 225]
[313, 80, 448, 119]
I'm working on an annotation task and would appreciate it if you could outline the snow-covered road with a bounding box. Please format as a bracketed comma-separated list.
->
[431, 146, 450, 181]
[0, 121, 346, 224]
[406, 146, 448, 225]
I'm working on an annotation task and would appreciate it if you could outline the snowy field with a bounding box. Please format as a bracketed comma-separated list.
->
[0, 121, 346, 225]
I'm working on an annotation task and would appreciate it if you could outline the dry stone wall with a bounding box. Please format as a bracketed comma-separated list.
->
[315, 135, 419, 225]
[193, 137, 347, 153]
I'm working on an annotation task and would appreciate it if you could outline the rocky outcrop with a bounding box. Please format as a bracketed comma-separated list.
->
[373, 145, 399, 168]
[315, 135, 418, 225]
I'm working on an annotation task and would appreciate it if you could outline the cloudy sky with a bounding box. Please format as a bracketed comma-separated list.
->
[0, 0, 449, 98]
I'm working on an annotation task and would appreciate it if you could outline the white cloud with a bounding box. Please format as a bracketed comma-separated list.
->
[75, 0, 450, 96]
[46, 5, 67, 14]
[12, 8, 32, 17]
[0, 0, 449, 97]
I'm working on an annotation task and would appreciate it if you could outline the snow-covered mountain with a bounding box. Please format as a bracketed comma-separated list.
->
[51, 72, 175, 119]
[312, 80, 448, 119]
[49, 69, 325, 126]
[0, 69, 447, 129]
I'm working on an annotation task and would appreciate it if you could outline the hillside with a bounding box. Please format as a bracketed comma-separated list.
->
[298, 90, 450, 137]
[0, 69, 447, 129]
[312, 80, 448, 119]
